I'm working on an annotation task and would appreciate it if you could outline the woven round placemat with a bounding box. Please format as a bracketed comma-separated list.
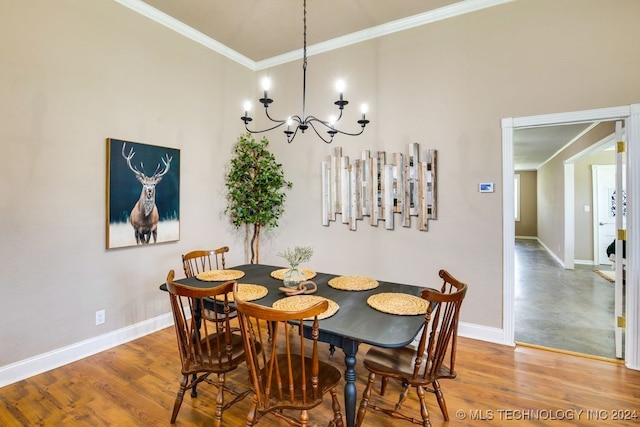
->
[367, 292, 429, 315]
[215, 283, 268, 302]
[328, 275, 379, 291]
[269, 268, 317, 281]
[196, 269, 245, 282]
[272, 295, 339, 320]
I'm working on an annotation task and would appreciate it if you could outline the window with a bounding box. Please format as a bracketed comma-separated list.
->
[514, 174, 521, 221]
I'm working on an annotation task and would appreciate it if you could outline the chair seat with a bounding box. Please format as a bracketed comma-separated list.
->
[204, 306, 238, 321]
[363, 345, 456, 386]
[183, 333, 246, 374]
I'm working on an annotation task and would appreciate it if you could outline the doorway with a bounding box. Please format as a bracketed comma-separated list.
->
[514, 137, 618, 359]
[501, 104, 640, 370]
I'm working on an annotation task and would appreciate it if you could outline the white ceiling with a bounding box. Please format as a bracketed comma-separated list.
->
[139, 0, 461, 62]
[514, 123, 596, 170]
[121, 0, 599, 169]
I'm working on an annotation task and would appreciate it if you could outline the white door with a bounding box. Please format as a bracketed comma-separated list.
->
[593, 165, 617, 265]
[614, 121, 627, 359]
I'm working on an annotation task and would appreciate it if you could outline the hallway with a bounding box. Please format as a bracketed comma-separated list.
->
[514, 238, 619, 360]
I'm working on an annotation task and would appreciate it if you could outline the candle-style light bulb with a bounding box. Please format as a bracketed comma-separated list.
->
[261, 77, 271, 98]
[358, 103, 370, 127]
[360, 103, 369, 118]
[328, 115, 337, 127]
[336, 79, 345, 101]
[243, 101, 251, 116]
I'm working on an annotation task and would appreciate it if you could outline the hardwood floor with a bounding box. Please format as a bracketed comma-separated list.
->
[1, 325, 639, 426]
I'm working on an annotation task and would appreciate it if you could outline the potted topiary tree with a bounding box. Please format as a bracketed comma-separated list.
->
[224, 132, 292, 264]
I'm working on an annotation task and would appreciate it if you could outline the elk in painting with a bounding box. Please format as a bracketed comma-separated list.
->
[121, 142, 172, 244]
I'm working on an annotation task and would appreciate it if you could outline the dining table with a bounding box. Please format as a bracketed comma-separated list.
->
[160, 263, 427, 427]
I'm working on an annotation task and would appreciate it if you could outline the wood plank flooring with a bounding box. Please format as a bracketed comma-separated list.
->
[1, 326, 639, 426]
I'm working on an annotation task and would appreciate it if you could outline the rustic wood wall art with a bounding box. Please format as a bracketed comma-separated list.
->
[321, 144, 437, 231]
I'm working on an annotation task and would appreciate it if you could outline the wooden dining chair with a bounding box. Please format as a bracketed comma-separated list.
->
[165, 270, 250, 426]
[181, 247, 237, 323]
[233, 283, 344, 427]
[182, 246, 229, 277]
[355, 269, 468, 427]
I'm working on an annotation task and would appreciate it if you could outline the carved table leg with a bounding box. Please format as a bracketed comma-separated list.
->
[341, 339, 360, 427]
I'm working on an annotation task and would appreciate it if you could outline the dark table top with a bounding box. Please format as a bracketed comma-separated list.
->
[161, 263, 426, 349]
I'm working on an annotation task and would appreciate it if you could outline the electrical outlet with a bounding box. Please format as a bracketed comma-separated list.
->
[95, 309, 105, 325]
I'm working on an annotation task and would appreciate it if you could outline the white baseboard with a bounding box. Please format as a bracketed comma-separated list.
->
[409, 321, 507, 349]
[536, 238, 565, 268]
[459, 321, 509, 345]
[0, 313, 174, 388]
[2, 314, 509, 388]
[517, 236, 590, 269]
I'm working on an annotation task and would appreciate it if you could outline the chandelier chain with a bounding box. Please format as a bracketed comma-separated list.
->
[303, 0, 307, 71]
[302, 0, 307, 121]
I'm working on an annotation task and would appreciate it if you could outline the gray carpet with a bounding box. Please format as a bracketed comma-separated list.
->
[514, 238, 619, 359]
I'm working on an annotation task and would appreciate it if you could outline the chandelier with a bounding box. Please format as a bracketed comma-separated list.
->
[241, 0, 370, 144]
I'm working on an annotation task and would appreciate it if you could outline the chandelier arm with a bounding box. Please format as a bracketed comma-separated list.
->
[285, 125, 300, 144]
[263, 107, 289, 126]
[304, 115, 331, 127]
[306, 121, 335, 144]
[244, 121, 287, 134]
[289, 115, 304, 125]
[306, 116, 368, 137]
[303, 104, 344, 128]
[331, 126, 367, 137]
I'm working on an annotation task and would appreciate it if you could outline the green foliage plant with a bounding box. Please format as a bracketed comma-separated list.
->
[277, 246, 313, 269]
[224, 133, 292, 263]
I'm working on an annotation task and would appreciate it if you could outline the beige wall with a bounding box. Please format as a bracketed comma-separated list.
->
[0, 0, 254, 366]
[2, 0, 640, 372]
[537, 122, 616, 262]
[515, 171, 537, 237]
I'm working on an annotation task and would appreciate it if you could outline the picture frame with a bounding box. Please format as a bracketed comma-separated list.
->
[106, 138, 180, 249]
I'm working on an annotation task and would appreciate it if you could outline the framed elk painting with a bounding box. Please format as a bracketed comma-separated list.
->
[106, 138, 180, 249]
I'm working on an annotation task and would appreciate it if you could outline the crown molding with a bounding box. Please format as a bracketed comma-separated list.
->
[115, 0, 515, 71]
[114, 0, 256, 70]
[257, 0, 516, 69]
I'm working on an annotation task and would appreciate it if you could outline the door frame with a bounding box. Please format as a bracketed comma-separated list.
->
[502, 104, 640, 370]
